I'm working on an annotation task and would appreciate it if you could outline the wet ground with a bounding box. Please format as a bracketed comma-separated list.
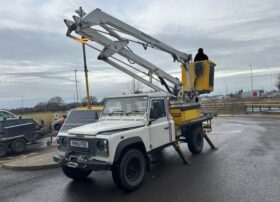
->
[0, 137, 56, 166]
[0, 117, 280, 202]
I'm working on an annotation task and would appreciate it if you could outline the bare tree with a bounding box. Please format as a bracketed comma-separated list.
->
[82, 96, 98, 105]
[47, 96, 65, 111]
[48, 96, 65, 106]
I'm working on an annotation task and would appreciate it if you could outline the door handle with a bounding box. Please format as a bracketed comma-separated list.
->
[164, 126, 170, 130]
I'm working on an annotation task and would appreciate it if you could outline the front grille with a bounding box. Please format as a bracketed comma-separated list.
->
[66, 138, 96, 156]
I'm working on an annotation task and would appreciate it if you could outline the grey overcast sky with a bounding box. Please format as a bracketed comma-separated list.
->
[1, 0, 280, 109]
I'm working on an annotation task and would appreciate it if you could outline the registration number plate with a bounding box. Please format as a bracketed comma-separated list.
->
[70, 140, 89, 148]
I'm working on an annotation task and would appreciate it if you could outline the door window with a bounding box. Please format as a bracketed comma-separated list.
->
[150, 99, 166, 120]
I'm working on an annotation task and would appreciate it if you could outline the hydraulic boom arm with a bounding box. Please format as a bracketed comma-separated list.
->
[64, 8, 192, 97]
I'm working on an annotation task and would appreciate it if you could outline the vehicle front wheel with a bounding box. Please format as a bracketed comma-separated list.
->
[11, 139, 26, 154]
[0, 143, 8, 158]
[112, 149, 146, 192]
[188, 126, 204, 155]
[62, 165, 92, 181]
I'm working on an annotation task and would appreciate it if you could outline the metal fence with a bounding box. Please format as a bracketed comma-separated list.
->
[201, 96, 280, 114]
[245, 104, 280, 113]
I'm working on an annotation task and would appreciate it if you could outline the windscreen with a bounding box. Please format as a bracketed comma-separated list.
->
[0, 111, 16, 119]
[60, 110, 100, 132]
[102, 96, 148, 116]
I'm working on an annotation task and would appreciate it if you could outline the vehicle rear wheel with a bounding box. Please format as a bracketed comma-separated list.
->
[62, 165, 92, 181]
[0, 143, 8, 158]
[11, 139, 26, 154]
[112, 149, 146, 192]
[188, 126, 204, 155]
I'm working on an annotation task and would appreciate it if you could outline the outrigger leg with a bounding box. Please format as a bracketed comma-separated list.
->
[203, 132, 217, 150]
[172, 141, 190, 165]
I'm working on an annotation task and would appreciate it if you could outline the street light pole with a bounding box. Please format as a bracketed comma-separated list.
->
[21, 96, 24, 109]
[271, 73, 273, 91]
[76, 7, 91, 109]
[249, 64, 254, 97]
[82, 41, 91, 109]
[74, 70, 79, 103]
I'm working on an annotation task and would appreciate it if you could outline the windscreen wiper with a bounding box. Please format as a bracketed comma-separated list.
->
[127, 110, 145, 115]
[109, 110, 125, 116]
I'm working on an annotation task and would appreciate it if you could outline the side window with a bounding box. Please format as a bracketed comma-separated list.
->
[0, 111, 15, 118]
[5, 112, 15, 118]
[150, 99, 166, 120]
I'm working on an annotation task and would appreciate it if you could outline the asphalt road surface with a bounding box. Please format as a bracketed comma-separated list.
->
[1, 117, 280, 202]
[0, 137, 56, 166]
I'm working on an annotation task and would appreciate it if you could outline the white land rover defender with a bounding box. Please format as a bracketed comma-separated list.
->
[54, 93, 211, 191]
[58, 8, 216, 192]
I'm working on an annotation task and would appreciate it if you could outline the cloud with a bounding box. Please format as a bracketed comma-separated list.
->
[0, 0, 280, 108]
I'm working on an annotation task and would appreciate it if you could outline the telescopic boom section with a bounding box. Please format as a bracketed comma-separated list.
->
[64, 8, 192, 97]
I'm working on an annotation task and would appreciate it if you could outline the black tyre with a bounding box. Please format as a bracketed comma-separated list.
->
[0, 143, 8, 158]
[112, 149, 146, 192]
[112, 164, 123, 189]
[11, 139, 26, 154]
[62, 165, 92, 181]
[188, 126, 204, 155]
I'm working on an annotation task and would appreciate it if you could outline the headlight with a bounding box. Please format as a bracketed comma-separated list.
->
[96, 139, 109, 156]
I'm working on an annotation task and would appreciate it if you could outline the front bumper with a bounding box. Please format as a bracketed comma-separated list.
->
[53, 154, 111, 171]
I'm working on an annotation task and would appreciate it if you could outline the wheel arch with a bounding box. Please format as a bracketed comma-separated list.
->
[113, 137, 150, 171]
